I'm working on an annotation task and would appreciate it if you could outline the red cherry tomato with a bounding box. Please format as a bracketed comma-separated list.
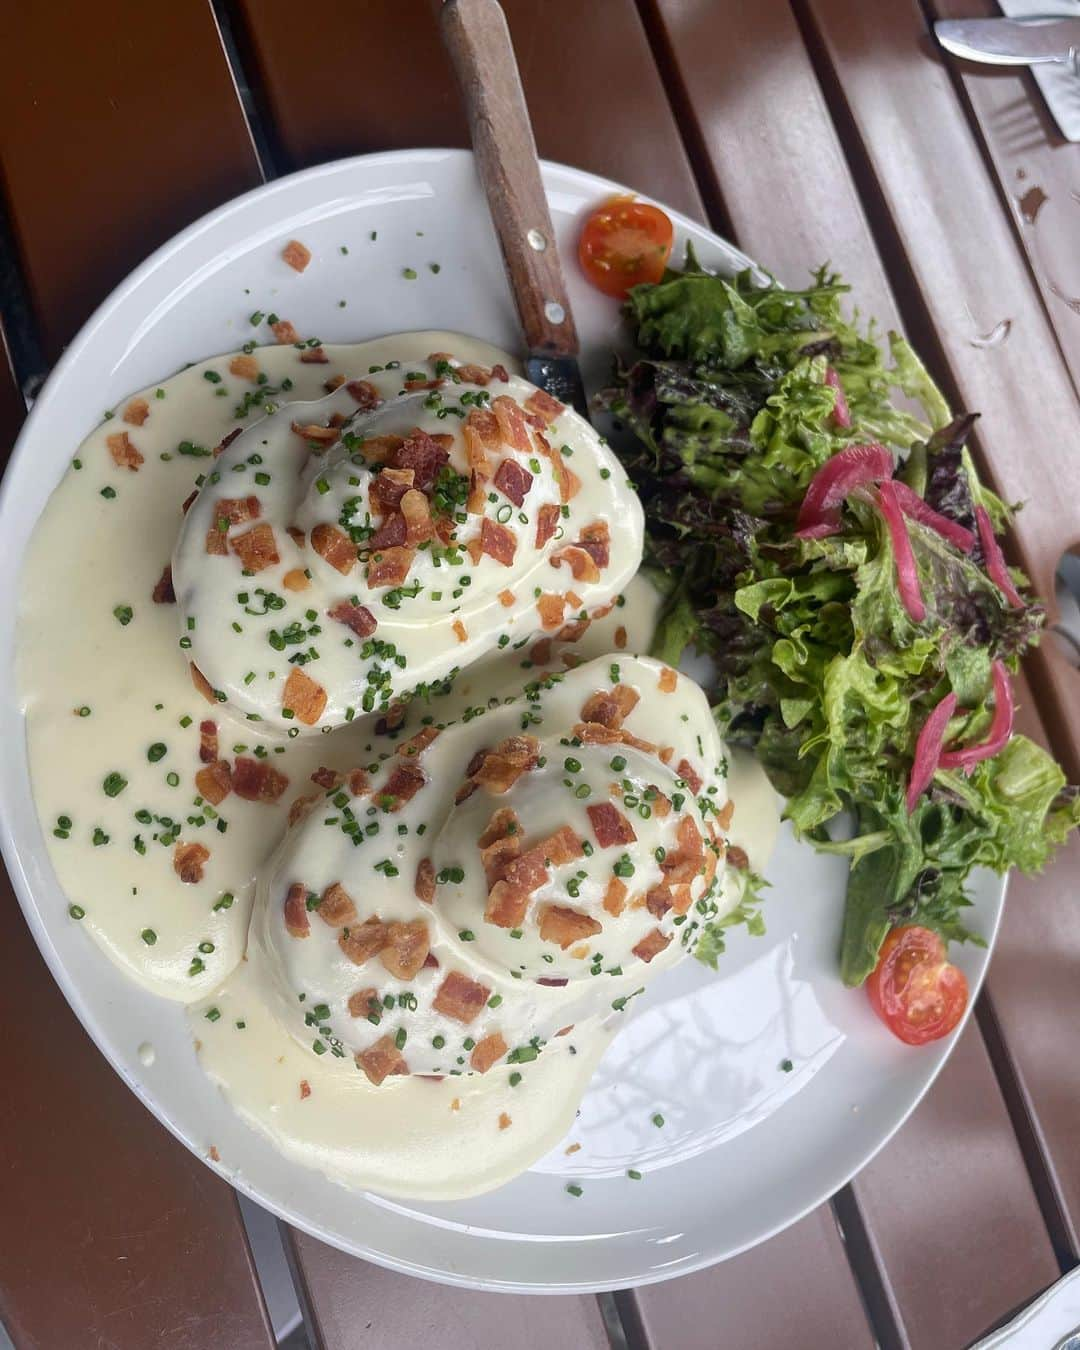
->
[866, 925, 968, 1046]
[578, 197, 675, 299]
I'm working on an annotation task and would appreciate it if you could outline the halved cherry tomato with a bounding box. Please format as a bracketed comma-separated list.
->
[578, 197, 674, 299]
[866, 925, 968, 1046]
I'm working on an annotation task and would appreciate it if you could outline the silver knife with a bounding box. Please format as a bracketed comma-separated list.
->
[935, 16, 1080, 71]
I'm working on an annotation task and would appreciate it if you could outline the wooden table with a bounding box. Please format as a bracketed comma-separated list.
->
[1, 3, 1078, 1347]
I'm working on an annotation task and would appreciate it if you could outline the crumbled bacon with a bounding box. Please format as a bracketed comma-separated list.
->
[122, 398, 150, 426]
[195, 758, 232, 806]
[369, 466, 414, 517]
[283, 668, 327, 726]
[325, 373, 346, 392]
[284, 883, 309, 938]
[466, 468, 489, 516]
[581, 685, 639, 730]
[292, 420, 339, 444]
[614, 625, 627, 649]
[479, 807, 522, 885]
[398, 726, 440, 759]
[367, 545, 414, 588]
[661, 815, 705, 885]
[480, 517, 517, 566]
[152, 564, 175, 604]
[470, 1032, 508, 1074]
[348, 987, 379, 1019]
[229, 354, 259, 382]
[530, 639, 552, 665]
[300, 346, 329, 364]
[282, 239, 312, 272]
[727, 845, 749, 870]
[651, 789, 672, 819]
[539, 904, 602, 949]
[328, 599, 377, 638]
[432, 970, 491, 1025]
[205, 525, 228, 556]
[174, 841, 210, 884]
[358, 434, 405, 467]
[677, 758, 704, 794]
[658, 667, 677, 693]
[557, 618, 590, 643]
[586, 802, 637, 848]
[369, 514, 407, 551]
[286, 525, 305, 547]
[463, 407, 501, 471]
[319, 882, 358, 927]
[535, 432, 580, 503]
[524, 387, 565, 426]
[535, 503, 560, 548]
[537, 592, 567, 630]
[574, 721, 621, 745]
[671, 883, 694, 915]
[389, 428, 449, 492]
[190, 663, 216, 704]
[347, 768, 369, 796]
[453, 361, 493, 385]
[551, 545, 600, 584]
[452, 619, 468, 643]
[380, 919, 430, 979]
[212, 427, 243, 459]
[498, 589, 515, 609]
[283, 569, 310, 591]
[271, 319, 300, 344]
[646, 884, 673, 918]
[633, 928, 672, 964]
[232, 755, 290, 802]
[311, 766, 343, 790]
[538, 825, 584, 866]
[415, 857, 436, 903]
[603, 876, 628, 916]
[339, 916, 389, 966]
[347, 379, 381, 410]
[230, 522, 279, 572]
[299, 1079, 312, 1101]
[310, 523, 357, 575]
[356, 1035, 408, 1086]
[470, 735, 540, 794]
[287, 790, 318, 827]
[492, 395, 532, 454]
[400, 488, 435, 545]
[493, 458, 532, 507]
[404, 375, 443, 391]
[107, 431, 144, 471]
[380, 760, 426, 811]
[716, 800, 735, 831]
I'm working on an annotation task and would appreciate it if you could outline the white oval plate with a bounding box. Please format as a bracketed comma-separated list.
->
[0, 149, 1003, 1293]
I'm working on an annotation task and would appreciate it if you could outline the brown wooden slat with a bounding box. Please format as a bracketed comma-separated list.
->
[929, 0, 1080, 400]
[799, 0, 1080, 783]
[618, 1206, 875, 1350]
[0, 879, 275, 1348]
[285, 1230, 610, 1350]
[232, 0, 705, 219]
[0, 0, 261, 362]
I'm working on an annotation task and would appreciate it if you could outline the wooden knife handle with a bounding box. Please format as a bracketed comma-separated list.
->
[440, 0, 579, 357]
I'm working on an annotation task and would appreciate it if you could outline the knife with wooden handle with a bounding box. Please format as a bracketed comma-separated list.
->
[440, 0, 589, 415]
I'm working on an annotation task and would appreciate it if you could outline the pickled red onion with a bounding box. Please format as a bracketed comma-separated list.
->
[824, 366, 851, 428]
[907, 691, 959, 813]
[975, 505, 1024, 607]
[939, 660, 1014, 770]
[889, 480, 975, 554]
[795, 443, 893, 537]
[877, 480, 926, 623]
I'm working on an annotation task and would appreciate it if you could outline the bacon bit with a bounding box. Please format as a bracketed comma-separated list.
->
[537, 592, 567, 630]
[554, 620, 588, 646]
[208, 1146, 221, 1162]
[578, 521, 611, 568]
[587, 802, 637, 848]
[390, 428, 450, 492]
[470, 1033, 508, 1074]
[182, 489, 199, 517]
[479, 806, 521, 849]
[282, 239, 312, 272]
[325, 600, 376, 642]
[192, 757, 231, 807]
[498, 1111, 513, 1131]
[433, 970, 491, 1025]
[377, 703, 408, 735]
[300, 346, 329, 364]
[423, 952, 440, 970]
[582, 690, 624, 730]
[451, 1097, 462, 1112]
[212, 427, 244, 460]
[471, 735, 540, 794]
[671, 883, 694, 915]
[286, 525, 305, 548]
[453, 361, 493, 385]
[369, 466, 414, 517]
[646, 885, 673, 919]
[461, 411, 497, 474]
[229, 354, 259, 382]
[174, 841, 210, 885]
[230, 522, 279, 572]
[651, 789, 673, 819]
[524, 388, 565, 425]
[369, 513, 407, 551]
[491, 591, 512, 613]
[353, 434, 402, 469]
[319, 882, 358, 928]
[346, 768, 369, 797]
[716, 800, 735, 831]
[283, 668, 327, 726]
[484, 880, 529, 930]
[367, 545, 414, 589]
[380, 760, 427, 811]
[493, 458, 533, 507]
[348, 987, 379, 1019]
[492, 395, 532, 454]
[536, 432, 580, 502]
[292, 420, 339, 445]
[282, 883, 310, 938]
[380, 919, 430, 979]
[404, 375, 443, 391]
[634, 928, 672, 964]
[565, 1142, 581, 1155]
[677, 758, 703, 794]
[276, 568, 307, 594]
[539, 904, 602, 950]
[551, 545, 600, 584]
[661, 816, 705, 884]
[398, 726, 440, 759]
[415, 857, 436, 903]
[308, 768, 343, 794]
[271, 319, 300, 344]
[152, 564, 175, 604]
[658, 667, 677, 694]
[538, 825, 584, 866]
[400, 488, 435, 546]
[307, 523, 355, 575]
[190, 663, 216, 704]
[728, 845, 749, 870]
[603, 876, 628, 916]
[480, 833, 522, 889]
[574, 721, 621, 745]
[122, 398, 150, 426]
[535, 503, 560, 549]
[198, 719, 219, 764]
[346, 378, 381, 410]
[107, 431, 144, 471]
[325, 373, 346, 392]
[530, 639, 553, 665]
[480, 517, 517, 567]
[231, 755, 289, 803]
[205, 525, 228, 557]
[463, 536, 483, 568]
[452, 619, 468, 643]
[466, 467, 489, 516]
[356, 1035, 408, 1086]
[339, 916, 389, 966]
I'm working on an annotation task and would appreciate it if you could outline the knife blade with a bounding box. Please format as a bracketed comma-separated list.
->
[935, 16, 1080, 69]
[439, 0, 589, 419]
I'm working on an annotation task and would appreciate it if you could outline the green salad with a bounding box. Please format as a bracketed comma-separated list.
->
[598, 247, 1080, 987]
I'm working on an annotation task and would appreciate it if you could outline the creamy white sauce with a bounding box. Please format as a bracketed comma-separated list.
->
[19, 330, 780, 1202]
